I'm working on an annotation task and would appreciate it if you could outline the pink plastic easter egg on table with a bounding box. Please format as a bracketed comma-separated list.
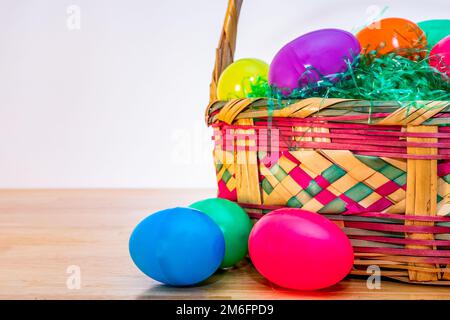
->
[248, 208, 354, 291]
[268, 29, 361, 93]
[429, 35, 450, 77]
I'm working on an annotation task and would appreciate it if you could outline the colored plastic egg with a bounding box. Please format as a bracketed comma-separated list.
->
[248, 208, 354, 291]
[356, 17, 427, 58]
[129, 207, 225, 286]
[268, 29, 360, 92]
[429, 36, 450, 77]
[190, 198, 253, 268]
[217, 58, 269, 100]
[418, 19, 450, 49]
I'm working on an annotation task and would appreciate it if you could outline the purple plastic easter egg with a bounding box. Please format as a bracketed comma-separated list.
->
[268, 29, 361, 93]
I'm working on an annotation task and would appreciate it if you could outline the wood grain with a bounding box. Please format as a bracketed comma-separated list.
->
[406, 126, 439, 281]
[1, 189, 450, 300]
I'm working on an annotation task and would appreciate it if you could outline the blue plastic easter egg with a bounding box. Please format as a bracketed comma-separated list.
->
[129, 207, 225, 286]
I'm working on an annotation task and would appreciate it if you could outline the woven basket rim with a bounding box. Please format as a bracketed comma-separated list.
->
[206, 97, 450, 126]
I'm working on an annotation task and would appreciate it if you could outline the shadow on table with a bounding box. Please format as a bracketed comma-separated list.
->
[135, 268, 228, 300]
[244, 262, 352, 299]
[135, 259, 354, 300]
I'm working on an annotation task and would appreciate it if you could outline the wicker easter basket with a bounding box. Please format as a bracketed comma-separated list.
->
[206, 0, 450, 284]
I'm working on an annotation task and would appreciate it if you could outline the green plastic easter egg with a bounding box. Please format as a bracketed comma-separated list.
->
[190, 198, 253, 268]
[418, 19, 450, 48]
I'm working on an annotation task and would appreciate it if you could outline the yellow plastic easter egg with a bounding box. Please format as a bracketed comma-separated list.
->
[217, 58, 269, 100]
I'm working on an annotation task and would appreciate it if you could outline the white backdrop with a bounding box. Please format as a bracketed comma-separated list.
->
[0, 0, 448, 188]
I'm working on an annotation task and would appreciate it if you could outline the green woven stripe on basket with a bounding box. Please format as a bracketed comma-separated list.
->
[318, 198, 347, 213]
[344, 182, 373, 202]
[216, 162, 223, 172]
[379, 165, 405, 180]
[355, 154, 406, 183]
[222, 169, 232, 184]
[443, 174, 450, 184]
[261, 179, 274, 194]
[287, 196, 302, 208]
[321, 164, 346, 184]
[354, 155, 388, 171]
[270, 164, 288, 181]
[304, 180, 322, 197]
[393, 174, 407, 186]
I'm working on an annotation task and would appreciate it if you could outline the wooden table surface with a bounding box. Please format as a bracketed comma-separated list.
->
[1, 189, 450, 300]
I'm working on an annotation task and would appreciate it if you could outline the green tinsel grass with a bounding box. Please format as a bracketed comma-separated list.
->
[248, 53, 450, 102]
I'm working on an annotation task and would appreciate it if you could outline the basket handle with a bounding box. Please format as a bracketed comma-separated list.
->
[209, 0, 243, 103]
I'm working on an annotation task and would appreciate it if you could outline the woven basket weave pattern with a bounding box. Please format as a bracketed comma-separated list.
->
[207, 0, 450, 284]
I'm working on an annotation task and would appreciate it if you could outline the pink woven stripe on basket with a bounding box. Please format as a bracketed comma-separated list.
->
[353, 250, 450, 264]
[344, 221, 450, 234]
[213, 119, 450, 159]
[350, 235, 450, 246]
[239, 203, 450, 221]
[213, 122, 450, 138]
[215, 134, 450, 148]
[341, 211, 450, 222]
[354, 247, 450, 258]
[438, 162, 450, 176]
[352, 151, 449, 159]
[226, 144, 450, 159]
[314, 189, 337, 205]
[375, 180, 404, 196]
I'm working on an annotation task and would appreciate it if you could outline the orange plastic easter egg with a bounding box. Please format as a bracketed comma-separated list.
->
[356, 18, 427, 59]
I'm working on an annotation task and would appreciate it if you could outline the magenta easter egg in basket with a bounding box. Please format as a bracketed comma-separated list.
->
[429, 35, 450, 77]
[268, 29, 361, 93]
[248, 208, 354, 291]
